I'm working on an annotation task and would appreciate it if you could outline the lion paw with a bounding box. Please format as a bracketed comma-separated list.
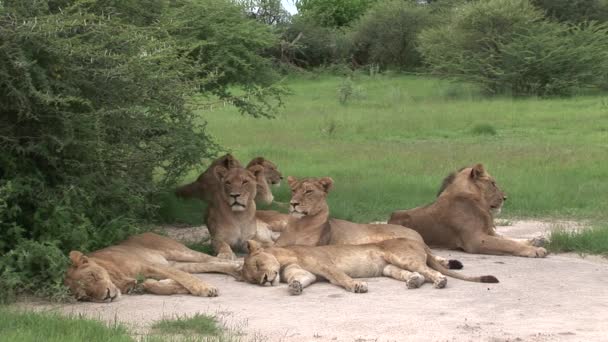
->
[288, 281, 303, 295]
[406, 272, 425, 289]
[190, 284, 219, 297]
[522, 247, 548, 258]
[352, 281, 368, 293]
[433, 276, 447, 289]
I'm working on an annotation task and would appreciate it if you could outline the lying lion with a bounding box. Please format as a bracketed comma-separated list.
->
[389, 164, 547, 258]
[241, 240, 498, 295]
[64, 233, 241, 302]
[272, 176, 461, 270]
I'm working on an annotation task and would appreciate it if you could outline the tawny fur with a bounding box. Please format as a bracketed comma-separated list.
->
[64, 233, 241, 302]
[388, 164, 547, 258]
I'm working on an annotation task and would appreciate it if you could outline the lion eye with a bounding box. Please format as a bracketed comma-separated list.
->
[243, 180, 249, 184]
[305, 190, 313, 194]
[225, 181, 231, 185]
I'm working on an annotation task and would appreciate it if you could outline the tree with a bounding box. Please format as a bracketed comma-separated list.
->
[296, 0, 377, 27]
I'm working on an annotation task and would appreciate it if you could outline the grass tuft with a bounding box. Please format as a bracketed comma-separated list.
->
[471, 123, 498, 136]
[548, 225, 608, 255]
[0, 308, 131, 342]
[151, 314, 221, 336]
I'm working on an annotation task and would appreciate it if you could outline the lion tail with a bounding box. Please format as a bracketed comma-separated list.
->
[425, 247, 499, 283]
[175, 181, 203, 199]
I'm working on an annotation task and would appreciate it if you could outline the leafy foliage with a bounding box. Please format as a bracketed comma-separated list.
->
[0, 0, 282, 302]
[531, 0, 608, 23]
[418, 0, 608, 95]
[350, 0, 436, 70]
[296, 0, 378, 27]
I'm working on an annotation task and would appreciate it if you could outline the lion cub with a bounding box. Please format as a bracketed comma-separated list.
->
[241, 240, 498, 295]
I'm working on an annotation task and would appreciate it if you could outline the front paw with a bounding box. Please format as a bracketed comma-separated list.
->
[351, 281, 368, 293]
[289, 281, 303, 295]
[522, 247, 548, 258]
[528, 237, 547, 248]
[433, 276, 447, 289]
[190, 284, 219, 297]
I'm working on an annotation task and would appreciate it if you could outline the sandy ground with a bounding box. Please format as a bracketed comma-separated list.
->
[20, 220, 608, 342]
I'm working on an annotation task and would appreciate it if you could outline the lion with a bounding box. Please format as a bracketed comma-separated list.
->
[206, 165, 283, 260]
[241, 239, 498, 295]
[64, 233, 241, 302]
[175, 154, 282, 205]
[273, 176, 462, 270]
[388, 164, 547, 258]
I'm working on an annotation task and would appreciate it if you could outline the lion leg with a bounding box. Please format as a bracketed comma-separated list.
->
[143, 266, 218, 297]
[282, 263, 317, 295]
[170, 261, 242, 278]
[385, 252, 447, 289]
[382, 264, 425, 289]
[304, 263, 368, 294]
[212, 239, 237, 260]
[463, 234, 547, 258]
[143, 279, 189, 295]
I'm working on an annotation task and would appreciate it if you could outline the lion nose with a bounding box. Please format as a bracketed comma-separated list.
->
[290, 201, 299, 207]
[230, 193, 240, 199]
[104, 288, 111, 300]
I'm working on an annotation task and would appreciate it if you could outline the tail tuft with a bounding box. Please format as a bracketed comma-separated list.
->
[480, 275, 499, 283]
[448, 259, 463, 270]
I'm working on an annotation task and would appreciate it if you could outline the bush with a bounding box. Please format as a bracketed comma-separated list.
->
[418, 0, 608, 95]
[0, 0, 282, 302]
[350, 1, 436, 70]
[531, 0, 608, 23]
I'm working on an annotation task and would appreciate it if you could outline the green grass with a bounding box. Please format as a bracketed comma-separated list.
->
[0, 307, 131, 342]
[548, 225, 608, 255]
[166, 74, 607, 224]
[150, 314, 221, 336]
[0, 307, 229, 342]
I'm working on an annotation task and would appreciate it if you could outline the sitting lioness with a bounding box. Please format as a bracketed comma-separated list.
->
[176, 154, 282, 205]
[273, 176, 461, 270]
[388, 164, 547, 258]
[207, 165, 281, 259]
[241, 240, 498, 295]
[64, 233, 241, 302]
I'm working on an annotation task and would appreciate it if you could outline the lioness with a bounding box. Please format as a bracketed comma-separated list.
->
[176, 154, 282, 205]
[207, 165, 281, 260]
[388, 164, 547, 258]
[64, 233, 241, 302]
[274, 176, 461, 270]
[241, 240, 498, 295]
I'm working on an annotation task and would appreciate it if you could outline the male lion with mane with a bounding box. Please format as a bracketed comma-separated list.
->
[388, 164, 547, 258]
[64, 233, 241, 302]
[241, 239, 498, 295]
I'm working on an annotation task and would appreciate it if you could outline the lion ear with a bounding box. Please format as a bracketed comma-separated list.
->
[246, 240, 262, 254]
[287, 176, 298, 189]
[213, 165, 228, 180]
[470, 164, 486, 179]
[69, 251, 88, 266]
[223, 154, 241, 169]
[318, 177, 334, 193]
[247, 164, 264, 178]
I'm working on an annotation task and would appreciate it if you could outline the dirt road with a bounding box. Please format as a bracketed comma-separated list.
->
[23, 221, 608, 341]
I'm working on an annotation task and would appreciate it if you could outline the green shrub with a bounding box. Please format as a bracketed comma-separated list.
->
[350, 0, 436, 70]
[531, 0, 608, 23]
[0, 0, 282, 302]
[418, 0, 608, 95]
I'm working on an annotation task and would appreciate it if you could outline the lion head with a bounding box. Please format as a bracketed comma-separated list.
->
[64, 251, 122, 302]
[240, 240, 280, 286]
[213, 165, 262, 212]
[175, 153, 242, 200]
[438, 164, 507, 214]
[286, 176, 333, 218]
[247, 157, 283, 205]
